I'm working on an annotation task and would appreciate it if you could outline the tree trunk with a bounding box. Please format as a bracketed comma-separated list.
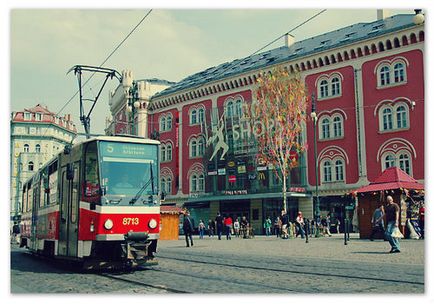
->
[282, 173, 287, 213]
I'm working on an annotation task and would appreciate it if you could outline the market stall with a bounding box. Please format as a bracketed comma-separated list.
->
[160, 205, 183, 240]
[354, 167, 424, 239]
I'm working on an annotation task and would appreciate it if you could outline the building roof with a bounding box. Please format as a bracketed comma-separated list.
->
[160, 205, 183, 214]
[24, 104, 55, 115]
[355, 167, 424, 193]
[152, 14, 417, 99]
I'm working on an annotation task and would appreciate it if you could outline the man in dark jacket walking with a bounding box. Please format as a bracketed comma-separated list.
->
[215, 212, 224, 240]
[183, 211, 194, 247]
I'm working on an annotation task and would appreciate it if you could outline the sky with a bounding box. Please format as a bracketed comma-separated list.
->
[3, 1, 433, 303]
[8, 6, 417, 136]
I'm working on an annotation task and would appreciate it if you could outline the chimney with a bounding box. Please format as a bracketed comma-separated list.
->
[377, 9, 391, 21]
[284, 34, 295, 48]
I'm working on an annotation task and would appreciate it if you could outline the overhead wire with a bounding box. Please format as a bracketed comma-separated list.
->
[43, 9, 153, 137]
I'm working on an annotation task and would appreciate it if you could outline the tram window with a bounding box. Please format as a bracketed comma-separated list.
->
[71, 166, 79, 224]
[84, 142, 99, 197]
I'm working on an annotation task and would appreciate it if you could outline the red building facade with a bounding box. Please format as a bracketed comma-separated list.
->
[107, 12, 425, 233]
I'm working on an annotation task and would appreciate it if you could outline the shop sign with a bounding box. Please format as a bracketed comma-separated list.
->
[237, 165, 246, 174]
[208, 171, 218, 176]
[257, 166, 267, 171]
[288, 187, 306, 193]
[223, 190, 248, 195]
[218, 168, 226, 175]
[228, 161, 236, 167]
[258, 172, 266, 180]
[248, 174, 257, 180]
[228, 175, 236, 183]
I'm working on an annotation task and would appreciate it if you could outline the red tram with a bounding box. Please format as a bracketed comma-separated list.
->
[20, 136, 162, 269]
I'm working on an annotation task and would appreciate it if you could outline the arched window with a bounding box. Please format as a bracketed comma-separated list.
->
[160, 116, 166, 132]
[190, 139, 197, 158]
[161, 177, 166, 194]
[321, 118, 330, 139]
[382, 108, 393, 130]
[319, 80, 328, 98]
[28, 161, 34, 172]
[166, 143, 172, 161]
[226, 101, 234, 117]
[384, 154, 395, 169]
[331, 77, 341, 96]
[235, 99, 243, 117]
[191, 109, 198, 125]
[190, 174, 198, 193]
[323, 161, 332, 182]
[161, 145, 166, 162]
[198, 174, 205, 192]
[166, 177, 172, 194]
[166, 115, 172, 130]
[335, 160, 344, 181]
[35, 144, 41, 153]
[198, 108, 205, 124]
[24, 144, 30, 152]
[379, 66, 390, 86]
[399, 153, 411, 175]
[197, 137, 205, 156]
[394, 62, 405, 83]
[396, 105, 408, 129]
[333, 116, 342, 138]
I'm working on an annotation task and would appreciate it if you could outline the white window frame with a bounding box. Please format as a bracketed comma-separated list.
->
[332, 115, 343, 138]
[320, 117, 331, 139]
[190, 109, 198, 125]
[24, 144, 30, 152]
[397, 152, 412, 176]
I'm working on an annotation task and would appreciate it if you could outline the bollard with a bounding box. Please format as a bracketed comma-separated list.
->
[346, 219, 350, 242]
[344, 219, 348, 245]
[305, 221, 309, 243]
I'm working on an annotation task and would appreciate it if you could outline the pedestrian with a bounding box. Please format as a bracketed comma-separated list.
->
[208, 219, 215, 237]
[198, 219, 206, 239]
[274, 216, 281, 238]
[233, 218, 240, 237]
[224, 215, 233, 240]
[241, 216, 248, 238]
[383, 195, 401, 253]
[11, 222, 20, 245]
[183, 211, 194, 247]
[310, 219, 315, 236]
[335, 218, 341, 234]
[369, 204, 385, 241]
[264, 216, 272, 236]
[419, 202, 425, 239]
[280, 210, 289, 239]
[295, 212, 305, 238]
[215, 212, 224, 240]
[321, 216, 332, 236]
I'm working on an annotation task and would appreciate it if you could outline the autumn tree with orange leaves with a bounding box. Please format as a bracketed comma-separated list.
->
[249, 68, 307, 213]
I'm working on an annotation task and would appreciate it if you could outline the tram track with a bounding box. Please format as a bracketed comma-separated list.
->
[97, 273, 190, 293]
[155, 253, 424, 287]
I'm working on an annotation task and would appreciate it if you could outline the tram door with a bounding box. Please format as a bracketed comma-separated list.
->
[58, 163, 80, 257]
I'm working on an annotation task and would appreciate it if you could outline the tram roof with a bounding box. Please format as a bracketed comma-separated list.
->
[78, 135, 160, 146]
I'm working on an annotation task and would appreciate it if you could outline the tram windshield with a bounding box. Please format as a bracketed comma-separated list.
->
[98, 141, 159, 201]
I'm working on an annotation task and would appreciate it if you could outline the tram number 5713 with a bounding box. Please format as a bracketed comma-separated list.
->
[122, 217, 139, 225]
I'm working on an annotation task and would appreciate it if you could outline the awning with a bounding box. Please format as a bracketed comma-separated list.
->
[355, 167, 424, 193]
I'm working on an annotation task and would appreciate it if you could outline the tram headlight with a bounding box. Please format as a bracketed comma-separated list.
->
[148, 218, 157, 229]
[104, 219, 114, 230]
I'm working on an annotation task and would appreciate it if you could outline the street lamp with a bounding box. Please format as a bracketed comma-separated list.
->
[311, 93, 320, 237]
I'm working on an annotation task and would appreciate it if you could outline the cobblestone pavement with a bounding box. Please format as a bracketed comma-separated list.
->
[10, 234, 424, 294]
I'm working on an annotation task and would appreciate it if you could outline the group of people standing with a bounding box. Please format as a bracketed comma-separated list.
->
[272, 210, 335, 239]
